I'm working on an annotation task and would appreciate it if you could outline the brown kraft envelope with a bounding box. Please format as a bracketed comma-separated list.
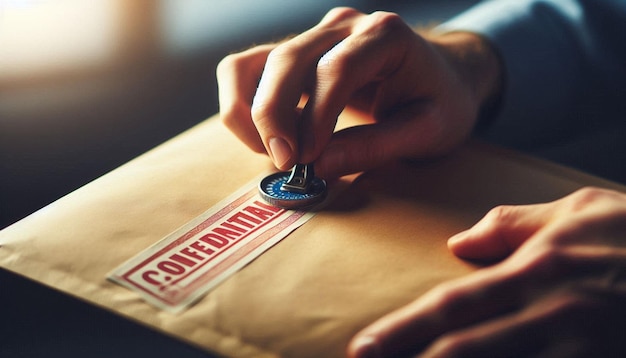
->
[1, 111, 624, 358]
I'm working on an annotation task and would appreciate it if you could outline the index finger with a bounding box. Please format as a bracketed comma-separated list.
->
[251, 8, 365, 170]
[447, 202, 554, 261]
[347, 264, 523, 357]
[217, 44, 276, 153]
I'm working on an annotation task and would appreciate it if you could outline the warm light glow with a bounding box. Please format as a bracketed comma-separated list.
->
[0, 0, 119, 80]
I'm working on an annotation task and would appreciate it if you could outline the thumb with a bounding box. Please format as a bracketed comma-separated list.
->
[315, 110, 456, 179]
[314, 124, 391, 179]
[448, 203, 551, 261]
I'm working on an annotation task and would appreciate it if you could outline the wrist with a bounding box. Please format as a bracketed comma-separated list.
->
[427, 31, 505, 128]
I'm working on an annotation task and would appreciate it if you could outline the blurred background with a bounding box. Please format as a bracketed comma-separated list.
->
[0, 1, 478, 357]
[0, 0, 479, 229]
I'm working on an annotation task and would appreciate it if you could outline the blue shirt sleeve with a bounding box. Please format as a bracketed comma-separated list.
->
[436, 0, 626, 182]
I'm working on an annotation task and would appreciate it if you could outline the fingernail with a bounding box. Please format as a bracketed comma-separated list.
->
[351, 335, 382, 358]
[268, 137, 292, 169]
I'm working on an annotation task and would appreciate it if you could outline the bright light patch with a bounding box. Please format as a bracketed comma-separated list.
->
[0, 0, 118, 80]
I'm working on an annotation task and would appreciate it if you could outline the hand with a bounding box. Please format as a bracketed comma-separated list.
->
[216, 7, 501, 178]
[348, 187, 626, 357]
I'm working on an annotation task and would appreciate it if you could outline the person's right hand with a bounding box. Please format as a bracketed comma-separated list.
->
[348, 187, 626, 357]
[216, 7, 502, 178]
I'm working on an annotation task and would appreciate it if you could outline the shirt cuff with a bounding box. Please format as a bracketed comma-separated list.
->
[435, 0, 585, 150]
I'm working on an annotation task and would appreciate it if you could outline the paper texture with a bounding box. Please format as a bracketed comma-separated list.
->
[1, 111, 625, 358]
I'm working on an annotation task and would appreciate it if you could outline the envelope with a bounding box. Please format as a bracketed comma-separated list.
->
[1, 112, 624, 357]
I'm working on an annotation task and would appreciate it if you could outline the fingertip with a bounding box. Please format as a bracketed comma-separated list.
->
[447, 230, 510, 261]
[447, 231, 468, 251]
[447, 231, 476, 258]
[347, 334, 382, 358]
[268, 136, 295, 170]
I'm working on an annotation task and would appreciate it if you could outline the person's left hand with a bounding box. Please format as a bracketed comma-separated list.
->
[348, 187, 626, 357]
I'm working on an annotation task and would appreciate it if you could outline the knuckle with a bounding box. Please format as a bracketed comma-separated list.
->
[568, 187, 607, 209]
[215, 59, 233, 83]
[485, 205, 517, 225]
[250, 96, 276, 130]
[220, 101, 244, 128]
[250, 104, 285, 139]
[216, 53, 245, 79]
[367, 11, 404, 28]
[250, 102, 273, 128]
[518, 245, 569, 278]
[216, 53, 235, 71]
[428, 282, 469, 318]
[529, 247, 560, 272]
[545, 293, 593, 319]
[565, 186, 626, 213]
[265, 41, 309, 69]
[559, 294, 592, 312]
[429, 333, 472, 357]
[265, 44, 294, 65]
[360, 11, 408, 36]
[316, 47, 351, 77]
[559, 186, 626, 229]
[319, 7, 361, 26]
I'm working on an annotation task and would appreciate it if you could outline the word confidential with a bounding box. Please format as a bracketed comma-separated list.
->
[109, 181, 316, 313]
